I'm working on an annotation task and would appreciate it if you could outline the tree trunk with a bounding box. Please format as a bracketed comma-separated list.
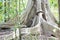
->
[1, 0, 59, 40]
[58, 0, 60, 27]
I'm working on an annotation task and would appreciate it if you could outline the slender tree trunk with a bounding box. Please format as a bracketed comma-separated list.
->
[58, 0, 60, 27]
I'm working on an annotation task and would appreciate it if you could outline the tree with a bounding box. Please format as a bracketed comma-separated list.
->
[20, 0, 60, 40]
[58, 0, 60, 27]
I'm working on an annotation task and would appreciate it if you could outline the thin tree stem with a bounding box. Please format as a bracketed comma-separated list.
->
[58, 0, 60, 27]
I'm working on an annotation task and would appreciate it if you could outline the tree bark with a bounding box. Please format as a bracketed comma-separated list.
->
[58, 0, 60, 27]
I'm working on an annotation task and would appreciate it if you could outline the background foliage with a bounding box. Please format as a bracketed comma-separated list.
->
[49, 0, 58, 21]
